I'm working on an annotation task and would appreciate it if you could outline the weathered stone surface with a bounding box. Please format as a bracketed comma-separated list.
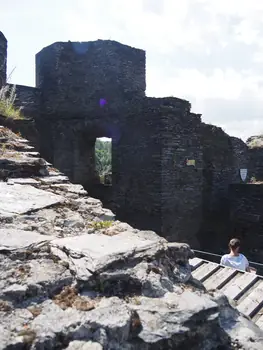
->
[51, 183, 88, 195]
[0, 155, 48, 179]
[0, 256, 73, 303]
[130, 291, 224, 348]
[213, 292, 263, 350]
[51, 230, 166, 276]
[0, 251, 262, 350]
[0, 229, 54, 250]
[38, 175, 69, 184]
[7, 177, 40, 185]
[89, 206, 115, 221]
[0, 183, 63, 217]
[0, 308, 34, 349]
[66, 341, 103, 350]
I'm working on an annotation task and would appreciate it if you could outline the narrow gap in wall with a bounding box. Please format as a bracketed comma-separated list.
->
[95, 137, 112, 186]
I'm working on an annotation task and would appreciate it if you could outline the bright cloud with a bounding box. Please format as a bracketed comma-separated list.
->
[1, 0, 263, 140]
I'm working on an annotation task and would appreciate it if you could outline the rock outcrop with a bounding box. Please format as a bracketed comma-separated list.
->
[0, 125, 263, 349]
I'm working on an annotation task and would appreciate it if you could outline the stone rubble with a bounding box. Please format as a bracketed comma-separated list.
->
[0, 126, 263, 349]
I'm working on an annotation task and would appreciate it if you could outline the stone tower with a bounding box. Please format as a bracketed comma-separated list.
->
[0, 32, 7, 88]
[35, 40, 146, 117]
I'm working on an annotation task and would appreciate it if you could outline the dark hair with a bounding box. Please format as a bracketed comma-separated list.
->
[229, 238, 241, 250]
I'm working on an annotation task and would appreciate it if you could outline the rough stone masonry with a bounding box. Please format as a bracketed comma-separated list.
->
[0, 31, 251, 250]
[1, 125, 263, 349]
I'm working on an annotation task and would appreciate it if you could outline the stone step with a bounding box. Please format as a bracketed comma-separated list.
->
[37, 175, 70, 185]
[0, 157, 49, 179]
[7, 178, 40, 185]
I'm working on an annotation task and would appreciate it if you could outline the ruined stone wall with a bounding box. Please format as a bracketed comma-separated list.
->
[229, 183, 263, 262]
[35, 39, 146, 202]
[7, 84, 40, 118]
[51, 120, 98, 188]
[36, 40, 145, 118]
[231, 136, 250, 175]
[202, 125, 233, 214]
[201, 125, 248, 213]
[113, 98, 162, 233]
[198, 124, 249, 252]
[114, 97, 204, 247]
[2, 31, 258, 251]
[160, 100, 203, 248]
[0, 32, 7, 88]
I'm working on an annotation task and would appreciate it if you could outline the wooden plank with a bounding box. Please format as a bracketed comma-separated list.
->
[192, 262, 220, 282]
[256, 314, 263, 330]
[189, 257, 204, 271]
[223, 273, 258, 300]
[237, 281, 263, 317]
[204, 267, 238, 290]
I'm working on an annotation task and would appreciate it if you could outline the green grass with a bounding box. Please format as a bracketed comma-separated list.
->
[0, 84, 23, 120]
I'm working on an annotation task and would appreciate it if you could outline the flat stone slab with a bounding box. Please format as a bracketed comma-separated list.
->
[51, 184, 87, 195]
[48, 170, 64, 176]
[38, 176, 69, 184]
[0, 229, 55, 250]
[20, 151, 40, 157]
[51, 230, 165, 273]
[0, 183, 63, 217]
[16, 138, 29, 143]
[7, 178, 39, 185]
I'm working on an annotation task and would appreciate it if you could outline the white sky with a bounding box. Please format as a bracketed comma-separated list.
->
[1, 0, 263, 141]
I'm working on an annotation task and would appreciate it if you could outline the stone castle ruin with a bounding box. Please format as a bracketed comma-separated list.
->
[1, 31, 262, 257]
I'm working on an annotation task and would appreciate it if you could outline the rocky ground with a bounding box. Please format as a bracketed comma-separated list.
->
[0, 125, 263, 349]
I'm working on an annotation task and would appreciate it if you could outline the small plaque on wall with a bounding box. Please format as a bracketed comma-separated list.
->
[186, 159, 195, 166]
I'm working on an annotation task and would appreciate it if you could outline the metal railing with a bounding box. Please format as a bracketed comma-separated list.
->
[193, 249, 263, 270]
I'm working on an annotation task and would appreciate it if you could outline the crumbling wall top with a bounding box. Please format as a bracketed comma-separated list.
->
[36, 39, 145, 57]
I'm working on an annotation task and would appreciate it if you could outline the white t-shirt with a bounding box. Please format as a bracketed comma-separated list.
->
[220, 253, 249, 272]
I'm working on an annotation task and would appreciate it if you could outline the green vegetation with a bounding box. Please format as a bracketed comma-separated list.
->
[89, 220, 113, 230]
[95, 139, 112, 176]
[0, 85, 23, 119]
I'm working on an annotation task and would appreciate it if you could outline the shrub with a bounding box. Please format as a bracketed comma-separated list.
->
[0, 84, 23, 119]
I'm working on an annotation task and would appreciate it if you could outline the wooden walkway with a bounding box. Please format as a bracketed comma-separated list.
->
[189, 257, 263, 329]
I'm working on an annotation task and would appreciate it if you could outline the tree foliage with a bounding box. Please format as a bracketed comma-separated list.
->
[95, 139, 112, 176]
